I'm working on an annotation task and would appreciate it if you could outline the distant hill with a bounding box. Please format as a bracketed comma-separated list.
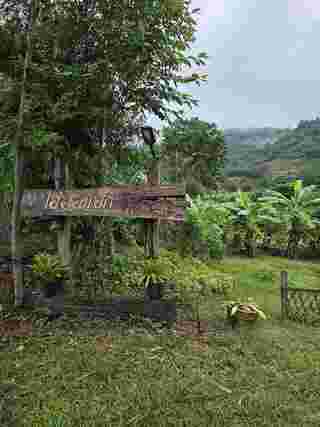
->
[223, 127, 283, 174]
[223, 121, 320, 186]
[224, 127, 281, 147]
[297, 117, 320, 129]
[264, 128, 320, 161]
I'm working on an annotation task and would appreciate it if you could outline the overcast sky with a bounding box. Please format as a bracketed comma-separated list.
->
[149, 0, 320, 130]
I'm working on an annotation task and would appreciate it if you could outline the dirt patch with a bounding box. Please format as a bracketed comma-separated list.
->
[190, 336, 210, 352]
[174, 320, 209, 337]
[95, 336, 113, 352]
[0, 319, 33, 337]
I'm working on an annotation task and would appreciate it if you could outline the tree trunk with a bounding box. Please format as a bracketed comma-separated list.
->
[287, 229, 300, 260]
[103, 217, 114, 259]
[12, 149, 25, 306]
[101, 119, 114, 260]
[262, 230, 272, 250]
[246, 230, 256, 258]
[248, 241, 256, 258]
[12, 1, 37, 306]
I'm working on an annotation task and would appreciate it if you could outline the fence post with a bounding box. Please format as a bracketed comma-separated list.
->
[281, 270, 288, 320]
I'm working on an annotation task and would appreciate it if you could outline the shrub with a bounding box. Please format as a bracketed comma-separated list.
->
[172, 255, 235, 296]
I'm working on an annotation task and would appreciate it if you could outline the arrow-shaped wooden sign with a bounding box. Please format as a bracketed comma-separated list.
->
[21, 184, 187, 221]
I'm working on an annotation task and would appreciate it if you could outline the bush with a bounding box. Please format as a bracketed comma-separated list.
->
[169, 254, 235, 295]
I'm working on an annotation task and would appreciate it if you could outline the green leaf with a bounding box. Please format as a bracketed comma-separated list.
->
[231, 305, 239, 316]
[255, 309, 267, 319]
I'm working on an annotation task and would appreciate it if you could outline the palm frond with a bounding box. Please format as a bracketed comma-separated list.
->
[303, 198, 320, 208]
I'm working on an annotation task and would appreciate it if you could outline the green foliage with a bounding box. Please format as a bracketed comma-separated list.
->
[260, 180, 320, 227]
[47, 414, 65, 427]
[99, 145, 149, 244]
[31, 253, 70, 286]
[157, 250, 235, 295]
[224, 125, 320, 188]
[224, 127, 280, 175]
[162, 118, 225, 194]
[102, 146, 148, 186]
[0, 0, 208, 154]
[260, 180, 320, 258]
[223, 190, 276, 257]
[139, 256, 175, 288]
[30, 127, 50, 149]
[300, 224, 320, 257]
[96, 250, 176, 296]
[268, 128, 320, 161]
[0, 142, 15, 191]
[172, 255, 235, 322]
[185, 194, 231, 260]
[268, 179, 295, 198]
[109, 249, 236, 301]
[107, 254, 135, 295]
[303, 159, 320, 186]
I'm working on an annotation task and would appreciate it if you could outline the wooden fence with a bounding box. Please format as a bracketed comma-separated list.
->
[281, 271, 320, 324]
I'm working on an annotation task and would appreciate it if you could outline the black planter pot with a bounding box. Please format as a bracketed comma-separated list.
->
[43, 280, 64, 298]
[145, 283, 163, 300]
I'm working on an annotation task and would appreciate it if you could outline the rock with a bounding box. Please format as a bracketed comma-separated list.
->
[47, 289, 64, 319]
[22, 287, 65, 321]
[22, 289, 44, 306]
[271, 248, 286, 257]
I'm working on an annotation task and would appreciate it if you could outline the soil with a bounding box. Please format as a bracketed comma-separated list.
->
[0, 319, 33, 336]
[174, 320, 209, 336]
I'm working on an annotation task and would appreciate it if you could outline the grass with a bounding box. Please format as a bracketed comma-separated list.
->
[1, 254, 320, 426]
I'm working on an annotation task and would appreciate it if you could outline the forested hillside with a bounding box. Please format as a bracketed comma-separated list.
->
[223, 127, 283, 174]
[224, 121, 320, 183]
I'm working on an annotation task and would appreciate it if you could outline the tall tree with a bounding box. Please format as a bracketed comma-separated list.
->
[0, 0, 208, 304]
[10, 0, 39, 306]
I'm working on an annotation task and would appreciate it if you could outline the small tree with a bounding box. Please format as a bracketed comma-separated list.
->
[162, 118, 225, 194]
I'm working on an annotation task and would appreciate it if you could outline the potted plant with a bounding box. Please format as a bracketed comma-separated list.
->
[31, 253, 70, 298]
[139, 257, 172, 300]
[225, 298, 267, 324]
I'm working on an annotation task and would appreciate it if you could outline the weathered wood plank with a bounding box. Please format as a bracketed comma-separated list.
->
[21, 187, 187, 221]
[32, 184, 185, 197]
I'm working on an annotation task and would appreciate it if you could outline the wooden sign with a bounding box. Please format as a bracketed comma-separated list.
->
[21, 184, 187, 222]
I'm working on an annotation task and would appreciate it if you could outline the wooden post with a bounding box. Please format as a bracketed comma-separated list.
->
[54, 157, 71, 266]
[144, 159, 160, 258]
[281, 270, 289, 320]
[101, 124, 114, 261]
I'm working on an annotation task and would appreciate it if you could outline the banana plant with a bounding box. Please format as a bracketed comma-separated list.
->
[223, 190, 277, 257]
[259, 180, 320, 259]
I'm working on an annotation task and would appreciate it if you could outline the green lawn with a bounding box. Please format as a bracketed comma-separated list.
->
[1, 255, 320, 426]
